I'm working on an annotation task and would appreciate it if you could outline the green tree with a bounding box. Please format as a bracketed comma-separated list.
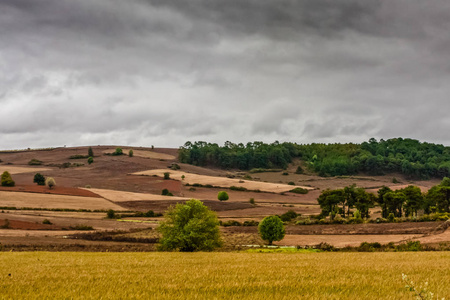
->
[424, 177, 450, 213]
[377, 186, 393, 218]
[158, 199, 221, 252]
[128, 149, 134, 157]
[113, 148, 123, 156]
[258, 215, 285, 245]
[87, 157, 94, 165]
[401, 185, 424, 217]
[33, 173, 46, 186]
[317, 189, 344, 219]
[88, 147, 94, 157]
[217, 191, 229, 201]
[1, 171, 15, 187]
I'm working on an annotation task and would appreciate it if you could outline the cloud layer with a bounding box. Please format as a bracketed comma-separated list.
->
[1, 0, 450, 149]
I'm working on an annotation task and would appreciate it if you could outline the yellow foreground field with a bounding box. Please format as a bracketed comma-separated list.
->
[0, 252, 448, 299]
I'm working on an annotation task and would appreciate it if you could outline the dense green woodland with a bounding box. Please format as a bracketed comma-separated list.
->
[179, 138, 450, 179]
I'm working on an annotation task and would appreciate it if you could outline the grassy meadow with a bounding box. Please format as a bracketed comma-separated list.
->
[0, 252, 449, 299]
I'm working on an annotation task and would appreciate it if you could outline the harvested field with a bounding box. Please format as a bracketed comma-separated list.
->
[85, 188, 189, 202]
[0, 166, 51, 174]
[103, 149, 176, 160]
[217, 205, 321, 218]
[132, 169, 313, 193]
[0, 185, 102, 198]
[0, 219, 62, 230]
[0, 191, 123, 210]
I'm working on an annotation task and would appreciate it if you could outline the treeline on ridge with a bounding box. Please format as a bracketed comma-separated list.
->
[178, 138, 450, 179]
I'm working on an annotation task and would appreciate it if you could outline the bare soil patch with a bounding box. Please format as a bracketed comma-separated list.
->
[85, 188, 189, 202]
[0, 185, 101, 198]
[118, 200, 253, 213]
[279, 234, 422, 247]
[0, 219, 63, 230]
[0, 191, 123, 210]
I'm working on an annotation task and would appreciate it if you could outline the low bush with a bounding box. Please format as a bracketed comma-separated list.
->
[289, 187, 309, 194]
[87, 157, 94, 164]
[280, 210, 298, 222]
[287, 181, 295, 185]
[282, 172, 289, 176]
[70, 225, 94, 230]
[42, 219, 52, 225]
[249, 168, 282, 173]
[28, 158, 43, 165]
[45, 177, 56, 189]
[221, 220, 242, 227]
[230, 186, 247, 191]
[249, 198, 255, 205]
[243, 220, 259, 226]
[128, 149, 134, 157]
[163, 172, 170, 180]
[69, 154, 88, 159]
[112, 148, 123, 156]
[106, 209, 116, 219]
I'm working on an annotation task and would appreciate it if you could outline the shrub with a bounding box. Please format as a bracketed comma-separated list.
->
[162, 189, 169, 196]
[69, 154, 88, 159]
[387, 213, 395, 222]
[258, 215, 285, 245]
[217, 191, 229, 201]
[249, 198, 255, 205]
[28, 158, 43, 165]
[163, 172, 170, 180]
[158, 199, 222, 252]
[280, 210, 298, 222]
[45, 177, 56, 189]
[189, 187, 196, 191]
[282, 172, 289, 176]
[289, 187, 309, 194]
[42, 219, 52, 225]
[170, 163, 180, 170]
[106, 209, 116, 219]
[1, 171, 15, 187]
[243, 220, 259, 226]
[230, 186, 247, 191]
[113, 148, 123, 156]
[128, 149, 134, 157]
[70, 225, 94, 230]
[88, 147, 94, 157]
[295, 166, 303, 174]
[33, 173, 46, 186]
[392, 177, 400, 183]
[288, 181, 295, 185]
[87, 157, 94, 165]
[221, 220, 241, 227]
[181, 175, 185, 180]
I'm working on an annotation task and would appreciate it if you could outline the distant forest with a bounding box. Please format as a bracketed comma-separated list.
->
[178, 138, 450, 179]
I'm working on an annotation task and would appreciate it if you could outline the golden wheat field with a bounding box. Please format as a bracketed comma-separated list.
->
[0, 252, 448, 299]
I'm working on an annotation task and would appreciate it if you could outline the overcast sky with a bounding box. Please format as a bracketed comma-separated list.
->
[1, 0, 450, 149]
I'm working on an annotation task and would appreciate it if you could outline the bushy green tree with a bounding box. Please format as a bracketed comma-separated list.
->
[33, 173, 46, 186]
[258, 215, 285, 245]
[217, 191, 229, 201]
[1, 171, 15, 187]
[87, 157, 94, 165]
[113, 148, 123, 156]
[158, 199, 221, 252]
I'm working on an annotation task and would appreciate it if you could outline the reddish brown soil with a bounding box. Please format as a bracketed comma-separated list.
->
[0, 219, 63, 230]
[0, 184, 101, 198]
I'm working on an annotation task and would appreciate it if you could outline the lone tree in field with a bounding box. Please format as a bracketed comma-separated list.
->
[33, 173, 46, 186]
[217, 191, 229, 201]
[88, 147, 94, 157]
[88, 157, 94, 165]
[158, 199, 222, 252]
[258, 215, 285, 245]
[45, 177, 56, 189]
[1, 171, 15, 187]
[128, 149, 134, 157]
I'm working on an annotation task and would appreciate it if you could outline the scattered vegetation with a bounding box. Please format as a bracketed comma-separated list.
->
[158, 199, 221, 252]
[289, 187, 309, 194]
[28, 158, 43, 165]
[69, 154, 89, 159]
[1, 171, 15, 187]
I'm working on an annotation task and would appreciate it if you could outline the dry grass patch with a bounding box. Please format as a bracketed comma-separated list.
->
[133, 169, 313, 193]
[0, 252, 448, 299]
[0, 166, 50, 174]
[0, 191, 123, 210]
[102, 149, 175, 160]
[84, 188, 189, 202]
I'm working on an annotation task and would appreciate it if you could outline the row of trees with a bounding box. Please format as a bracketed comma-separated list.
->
[179, 138, 450, 179]
[318, 178, 450, 219]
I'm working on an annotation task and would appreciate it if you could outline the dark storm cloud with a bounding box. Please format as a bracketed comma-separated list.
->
[0, 0, 450, 149]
